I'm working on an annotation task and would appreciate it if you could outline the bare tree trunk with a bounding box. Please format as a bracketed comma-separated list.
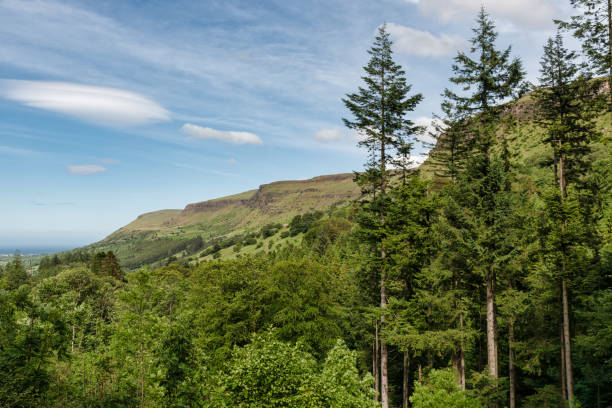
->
[375, 321, 380, 400]
[418, 364, 422, 384]
[561, 325, 567, 407]
[380, 231, 389, 408]
[509, 319, 516, 408]
[453, 355, 461, 385]
[562, 279, 574, 406]
[403, 352, 410, 408]
[486, 271, 498, 378]
[597, 382, 601, 408]
[558, 148, 574, 406]
[460, 312, 466, 391]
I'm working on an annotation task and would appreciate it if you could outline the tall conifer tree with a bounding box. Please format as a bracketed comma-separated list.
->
[535, 32, 601, 407]
[343, 24, 422, 408]
[557, 0, 612, 107]
[444, 7, 524, 382]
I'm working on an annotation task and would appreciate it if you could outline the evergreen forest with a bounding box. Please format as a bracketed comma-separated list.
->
[1, 3, 611, 408]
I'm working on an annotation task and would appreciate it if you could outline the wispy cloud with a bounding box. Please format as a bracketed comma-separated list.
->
[31, 201, 76, 207]
[315, 128, 344, 142]
[97, 158, 121, 164]
[1, 80, 170, 126]
[0, 145, 38, 156]
[67, 164, 107, 175]
[411, 0, 562, 30]
[182, 123, 262, 145]
[386, 23, 467, 57]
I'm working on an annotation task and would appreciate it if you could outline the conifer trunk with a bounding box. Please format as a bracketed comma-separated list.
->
[460, 312, 466, 390]
[509, 318, 516, 408]
[486, 271, 498, 378]
[560, 326, 567, 407]
[558, 147, 574, 406]
[562, 279, 574, 405]
[375, 321, 380, 399]
[380, 266, 389, 408]
[403, 352, 410, 408]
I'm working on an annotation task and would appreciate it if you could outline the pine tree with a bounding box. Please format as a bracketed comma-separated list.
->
[6, 251, 28, 290]
[444, 7, 525, 383]
[535, 32, 602, 407]
[557, 0, 612, 106]
[343, 24, 422, 408]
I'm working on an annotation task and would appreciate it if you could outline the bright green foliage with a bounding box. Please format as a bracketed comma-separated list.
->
[410, 369, 482, 408]
[0, 286, 70, 407]
[220, 334, 377, 408]
[220, 332, 318, 407]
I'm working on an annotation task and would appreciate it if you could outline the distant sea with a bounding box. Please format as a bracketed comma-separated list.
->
[0, 246, 72, 255]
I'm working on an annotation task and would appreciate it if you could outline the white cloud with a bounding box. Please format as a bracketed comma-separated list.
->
[410, 154, 428, 167]
[414, 116, 444, 145]
[412, 0, 561, 30]
[315, 128, 344, 142]
[181, 123, 262, 145]
[1, 80, 170, 126]
[97, 158, 121, 164]
[67, 164, 107, 175]
[386, 23, 467, 57]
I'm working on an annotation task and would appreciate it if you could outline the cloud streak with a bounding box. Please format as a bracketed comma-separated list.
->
[0, 145, 38, 156]
[181, 123, 262, 145]
[412, 0, 562, 30]
[386, 23, 467, 57]
[67, 164, 107, 175]
[315, 128, 344, 142]
[1, 80, 170, 126]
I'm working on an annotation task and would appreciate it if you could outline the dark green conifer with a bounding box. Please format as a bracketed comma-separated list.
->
[343, 24, 422, 408]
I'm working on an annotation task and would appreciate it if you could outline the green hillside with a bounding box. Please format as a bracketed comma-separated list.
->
[86, 173, 361, 269]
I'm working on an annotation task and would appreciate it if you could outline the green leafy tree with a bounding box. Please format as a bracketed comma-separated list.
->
[220, 333, 377, 408]
[410, 368, 482, 408]
[0, 286, 70, 407]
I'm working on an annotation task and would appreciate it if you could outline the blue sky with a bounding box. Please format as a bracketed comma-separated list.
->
[0, 0, 571, 248]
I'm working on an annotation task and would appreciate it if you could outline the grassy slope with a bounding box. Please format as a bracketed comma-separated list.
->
[419, 93, 611, 186]
[86, 173, 361, 268]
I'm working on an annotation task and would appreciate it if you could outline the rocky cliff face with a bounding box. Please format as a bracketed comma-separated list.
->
[177, 173, 357, 216]
[182, 198, 247, 215]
